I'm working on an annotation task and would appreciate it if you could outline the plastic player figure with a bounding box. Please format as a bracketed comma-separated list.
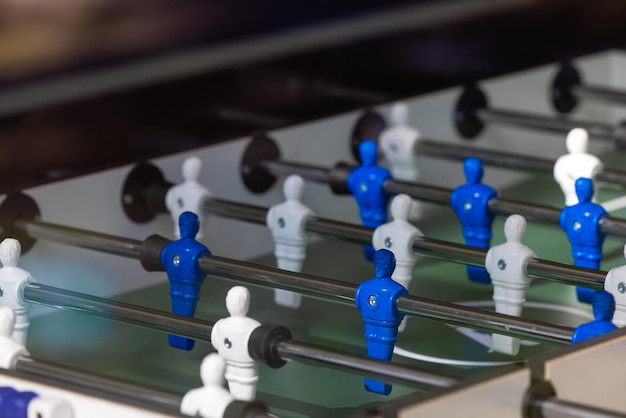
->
[553, 128, 603, 206]
[372, 194, 422, 333]
[347, 140, 393, 261]
[161, 211, 211, 350]
[450, 157, 497, 284]
[266, 175, 314, 308]
[0, 238, 35, 345]
[571, 290, 617, 343]
[372, 194, 422, 291]
[355, 249, 408, 395]
[560, 177, 607, 303]
[379, 102, 423, 220]
[165, 156, 212, 240]
[211, 286, 261, 401]
[604, 243, 626, 327]
[180, 353, 234, 418]
[485, 214, 536, 355]
[0, 385, 73, 418]
[0, 307, 28, 370]
[379, 102, 420, 182]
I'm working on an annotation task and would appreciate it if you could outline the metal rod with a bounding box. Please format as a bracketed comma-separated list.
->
[276, 340, 457, 388]
[537, 397, 626, 418]
[574, 84, 626, 107]
[417, 139, 626, 187]
[477, 108, 624, 142]
[23, 282, 213, 341]
[12, 357, 185, 416]
[204, 197, 606, 290]
[261, 158, 626, 238]
[199, 255, 573, 343]
[13, 216, 573, 342]
[22, 282, 459, 388]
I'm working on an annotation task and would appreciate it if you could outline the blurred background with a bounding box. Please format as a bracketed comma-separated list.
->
[0, 0, 625, 192]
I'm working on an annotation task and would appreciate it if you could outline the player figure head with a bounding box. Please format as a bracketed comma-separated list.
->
[566, 128, 589, 154]
[463, 157, 483, 185]
[390, 194, 412, 222]
[200, 353, 227, 386]
[283, 175, 305, 202]
[0, 306, 15, 338]
[359, 140, 378, 167]
[504, 214, 527, 243]
[226, 286, 250, 317]
[373, 249, 396, 279]
[591, 290, 615, 322]
[182, 156, 202, 183]
[178, 211, 200, 240]
[574, 177, 594, 204]
[389, 102, 409, 127]
[0, 238, 21, 268]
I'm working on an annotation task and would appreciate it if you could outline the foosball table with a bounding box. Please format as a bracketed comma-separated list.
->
[1, 3, 626, 417]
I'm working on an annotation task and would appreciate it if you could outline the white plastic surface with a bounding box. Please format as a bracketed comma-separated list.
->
[210, 286, 261, 401]
[379, 102, 421, 182]
[0, 239, 34, 345]
[266, 175, 314, 308]
[180, 353, 233, 418]
[553, 128, 603, 206]
[484, 215, 536, 355]
[0, 306, 29, 370]
[165, 156, 212, 239]
[604, 244, 626, 327]
[28, 396, 74, 418]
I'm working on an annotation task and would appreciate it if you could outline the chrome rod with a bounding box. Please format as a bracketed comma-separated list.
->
[13, 216, 573, 342]
[574, 84, 626, 107]
[204, 197, 605, 290]
[538, 397, 626, 418]
[12, 357, 185, 416]
[417, 139, 626, 187]
[22, 283, 458, 388]
[200, 255, 573, 343]
[261, 158, 626, 238]
[477, 108, 623, 141]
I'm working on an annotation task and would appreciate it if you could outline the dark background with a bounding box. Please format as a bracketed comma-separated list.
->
[0, 0, 624, 192]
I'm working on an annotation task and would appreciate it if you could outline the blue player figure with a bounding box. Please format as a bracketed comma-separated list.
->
[0, 387, 36, 418]
[560, 177, 607, 303]
[355, 249, 408, 395]
[571, 290, 617, 343]
[450, 157, 497, 283]
[347, 140, 393, 261]
[161, 211, 211, 350]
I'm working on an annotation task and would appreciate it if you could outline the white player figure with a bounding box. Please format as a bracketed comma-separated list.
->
[379, 102, 420, 181]
[485, 214, 536, 356]
[180, 353, 234, 418]
[211, 286, 261, 401]
[378, 102, 423, 219]
[0, 238, 35, 345]
[266, 175, 314, 308]
[165, 156, 212, 239]
[603, 243, 626, 327]
[0, 306, 29, 369]
[372, 194, 422, 332]
[27, 397, 74, 418]
[553, 127, 603, 206]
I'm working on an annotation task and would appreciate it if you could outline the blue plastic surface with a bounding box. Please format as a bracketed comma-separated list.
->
[0, 387, 37, 418]
[347, 140, 393, 261]
[450, 157, 497, 283]
[161, 211, 211, 350]
[560, 178, 607, 303]
[355, 249, 408, 395]
[572, 290, 617, 343]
